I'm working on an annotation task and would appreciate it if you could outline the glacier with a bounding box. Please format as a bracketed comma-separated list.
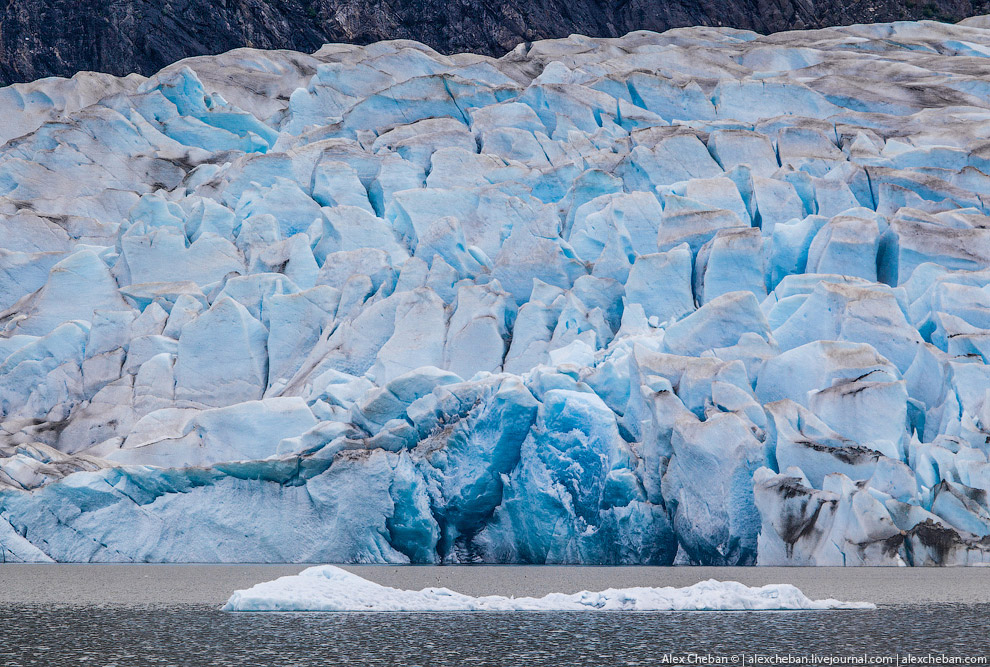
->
[222, 565, 875, 611]
[2, 17, 990, 565]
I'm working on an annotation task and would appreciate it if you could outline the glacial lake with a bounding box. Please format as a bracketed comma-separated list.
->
[2, 565, 989, 665]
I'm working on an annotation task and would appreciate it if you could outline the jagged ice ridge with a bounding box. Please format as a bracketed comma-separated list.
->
[2, 17, 990, 565]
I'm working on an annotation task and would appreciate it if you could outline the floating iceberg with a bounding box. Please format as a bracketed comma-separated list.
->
[3, 17, 990, 565]
[222, 566, 875, 612]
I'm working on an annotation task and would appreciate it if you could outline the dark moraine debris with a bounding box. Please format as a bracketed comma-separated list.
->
[766, 474, 837, 557]
[795, 439, 882, 466]
[903, 519, 990, 566]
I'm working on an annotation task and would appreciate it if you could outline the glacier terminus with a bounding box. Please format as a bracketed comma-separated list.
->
[2, 16, 990, 566]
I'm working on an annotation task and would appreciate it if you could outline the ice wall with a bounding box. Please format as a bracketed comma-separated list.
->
[2, 17, 990, 564]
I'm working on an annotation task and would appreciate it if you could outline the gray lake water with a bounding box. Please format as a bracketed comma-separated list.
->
[2, 565, 989, 666]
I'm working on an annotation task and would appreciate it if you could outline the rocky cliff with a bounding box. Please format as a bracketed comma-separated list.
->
[1, 0, 989, 84]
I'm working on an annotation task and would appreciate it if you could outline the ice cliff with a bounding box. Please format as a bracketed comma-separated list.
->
[2, 17, 990, 565]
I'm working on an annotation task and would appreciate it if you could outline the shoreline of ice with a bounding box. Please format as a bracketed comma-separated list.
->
[221, 566, 876, 612]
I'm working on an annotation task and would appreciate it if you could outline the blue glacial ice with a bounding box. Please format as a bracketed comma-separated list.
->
[3, 17, 990, 565]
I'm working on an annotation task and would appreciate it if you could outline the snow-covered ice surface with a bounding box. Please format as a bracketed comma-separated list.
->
[3, 17, 990, 565]
[222, 565, 874, 611]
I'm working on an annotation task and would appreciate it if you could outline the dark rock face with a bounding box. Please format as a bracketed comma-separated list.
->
[2, 0, 989, 85]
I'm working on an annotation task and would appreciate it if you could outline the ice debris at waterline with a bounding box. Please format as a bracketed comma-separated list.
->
[3, 18, 990, 567]
[222, 566, 875, 612]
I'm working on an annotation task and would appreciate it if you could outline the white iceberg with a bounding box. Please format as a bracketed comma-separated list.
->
[222, 566, 875, 612]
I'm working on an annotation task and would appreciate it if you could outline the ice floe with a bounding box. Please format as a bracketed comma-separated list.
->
[222, 566, 875, 611]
